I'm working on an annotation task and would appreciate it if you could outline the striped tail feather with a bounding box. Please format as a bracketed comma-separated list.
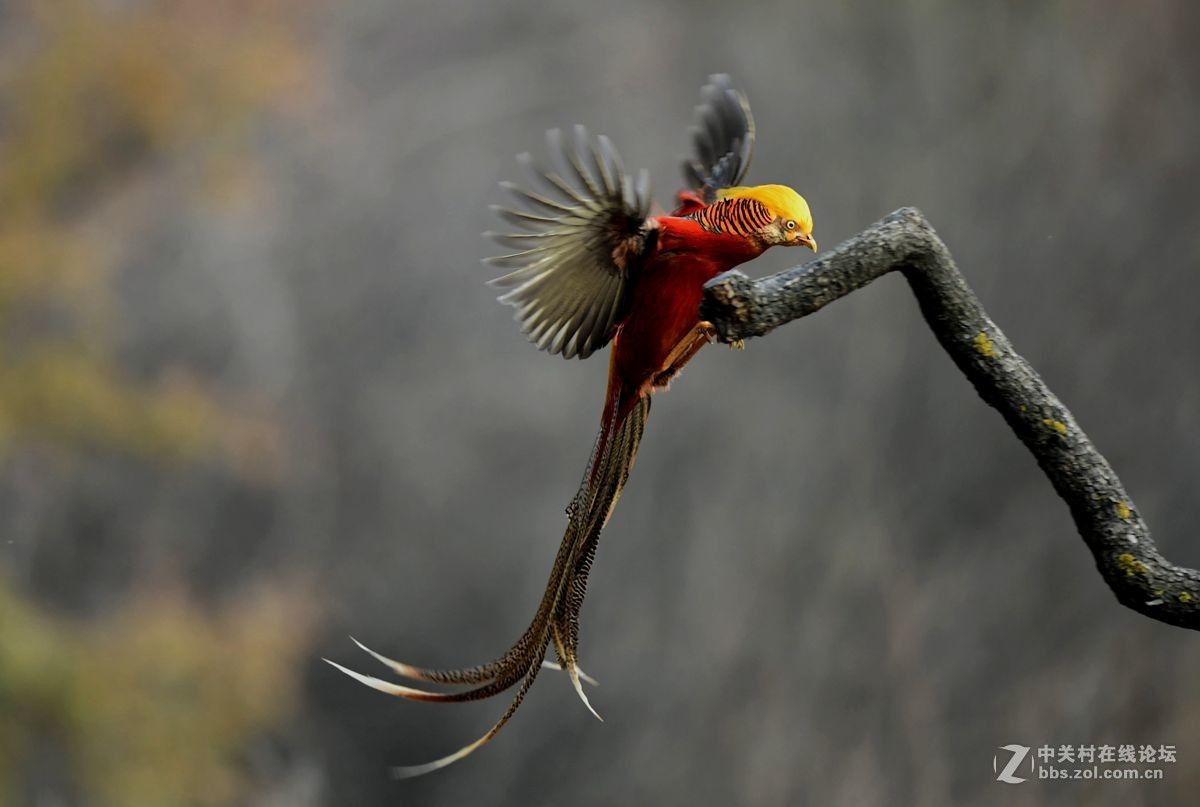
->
[325, 389, 652, 774]
[551, 395, 651, 718]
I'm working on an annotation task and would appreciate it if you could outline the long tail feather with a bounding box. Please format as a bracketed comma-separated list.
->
[391, 655, 545, 779]
[540, 659, 598, 686]
[348, 633, 597, 687]
[347, 636, 496, 685]
[323, 655, 530, 703]
[330, 367, 649, 774]
[551, 395, 650, 716]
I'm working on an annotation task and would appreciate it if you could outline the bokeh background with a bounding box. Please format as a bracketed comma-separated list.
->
[2, 1, 1198, 805]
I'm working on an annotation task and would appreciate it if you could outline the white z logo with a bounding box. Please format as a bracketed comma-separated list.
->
[994, 744, 1032, 784]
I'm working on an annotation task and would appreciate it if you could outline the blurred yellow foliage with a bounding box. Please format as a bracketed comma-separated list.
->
[0, 578, 319, 806]
[0, 7, 322, 800]
[2, 0, 311, 216]
[0, 0, 315, 471]
[0, 346, 211, 457]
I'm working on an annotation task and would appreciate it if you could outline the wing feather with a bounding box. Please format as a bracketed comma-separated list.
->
[489, 127, 652, 360]
[680, 74, 756, 202]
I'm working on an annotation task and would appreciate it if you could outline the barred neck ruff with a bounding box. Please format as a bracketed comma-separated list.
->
[718, 184, 813, 236]
[688, 196, 773, 237]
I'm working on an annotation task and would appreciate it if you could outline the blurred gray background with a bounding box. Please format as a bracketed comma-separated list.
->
[1, 1, 1198, 805]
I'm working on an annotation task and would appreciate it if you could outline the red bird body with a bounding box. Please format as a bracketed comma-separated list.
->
[602, 214, 765, 439]
[326, 75, 817, 777]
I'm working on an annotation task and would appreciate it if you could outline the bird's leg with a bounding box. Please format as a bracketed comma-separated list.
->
[653, 320, 718, 389]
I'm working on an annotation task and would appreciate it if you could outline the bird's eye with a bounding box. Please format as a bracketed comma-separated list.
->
[785, 219, 796, 230]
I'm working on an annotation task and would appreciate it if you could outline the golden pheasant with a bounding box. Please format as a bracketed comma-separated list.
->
[326, 74, 816, 776]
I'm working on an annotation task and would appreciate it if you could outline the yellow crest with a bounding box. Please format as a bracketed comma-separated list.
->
[718, 184, 813, 235]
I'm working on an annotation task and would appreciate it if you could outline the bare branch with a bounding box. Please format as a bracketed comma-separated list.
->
[701, 207, 1200, 630]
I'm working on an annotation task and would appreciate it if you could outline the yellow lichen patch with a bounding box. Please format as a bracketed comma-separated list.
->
[1181, 592, 1194, 604]
[1042, 418, 1068, 435]
[973, 331, 996, 358]
[1115, 501, 1132, 520]
[1116, 553, 1148, 578]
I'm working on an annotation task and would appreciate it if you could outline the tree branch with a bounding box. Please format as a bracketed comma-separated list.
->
[701, 207, 1200, 630]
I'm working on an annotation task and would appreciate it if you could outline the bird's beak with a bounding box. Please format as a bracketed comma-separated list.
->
[797, 233, 817, 252]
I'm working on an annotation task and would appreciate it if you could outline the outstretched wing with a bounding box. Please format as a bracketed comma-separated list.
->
[681, 74, 756, 203]
[487, 127, 652, 360]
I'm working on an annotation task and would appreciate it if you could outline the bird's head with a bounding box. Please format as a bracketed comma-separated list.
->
[718, 184, 817, 251]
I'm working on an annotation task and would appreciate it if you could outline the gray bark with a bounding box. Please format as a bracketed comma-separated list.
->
[701, 207, 1200, 630]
